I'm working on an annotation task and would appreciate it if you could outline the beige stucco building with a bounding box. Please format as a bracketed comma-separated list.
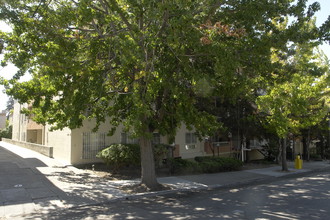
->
[0, 110, 6, 130]
[12, 101, 241, 165]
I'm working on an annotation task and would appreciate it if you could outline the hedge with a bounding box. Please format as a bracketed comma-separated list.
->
[169, 156, 243, 174]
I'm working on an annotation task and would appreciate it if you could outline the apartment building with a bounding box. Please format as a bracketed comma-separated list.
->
[11, 101, 240, 165]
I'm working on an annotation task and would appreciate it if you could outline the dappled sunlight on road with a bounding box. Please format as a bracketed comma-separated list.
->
[261, 210, 299, 220]
[3, 142, 330, 219]
[22, 171, 330, 220]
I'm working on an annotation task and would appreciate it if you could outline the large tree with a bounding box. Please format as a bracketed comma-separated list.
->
[0, 0, 328, 188]
[257, 72, 329, 170]
[257, 29, 330, 171]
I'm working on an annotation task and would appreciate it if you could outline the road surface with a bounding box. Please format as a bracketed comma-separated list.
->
[23, 170, 330, 219]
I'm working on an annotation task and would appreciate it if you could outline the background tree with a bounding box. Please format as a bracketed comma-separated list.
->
[5, 96, 14, 112]
[197, 96, 267, 161]
[1, 0, 328, 188]
[256, 15, 329, 171]
[257, 40, 329, 170]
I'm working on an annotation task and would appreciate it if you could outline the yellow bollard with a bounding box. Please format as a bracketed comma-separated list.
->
[295, 155, 303, 169]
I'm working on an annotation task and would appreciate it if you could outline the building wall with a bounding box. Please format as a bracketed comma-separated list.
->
[11, 101, 238, 164]
[204, 141, 233, 157]
[45, 125, 72, 164]
[26, 129, 43, 144]
[0, 110, 6, 130]
[7, 112, 13, 127]
[27, 119, 44, 130]
[27, 130, 38, 143]
[247, 149, 264, 161]
[70, 118, 175, 165]
[12, 102, 28, 142]
[294, 139, 303, 155]
[12, 101, 72, 164]
[70, 119, 122, 165]
[12, 102, 20, 141]
[174, 124, 205, 159]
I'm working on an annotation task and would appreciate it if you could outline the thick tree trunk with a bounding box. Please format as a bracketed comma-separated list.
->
[302, 136, 307, 160]
[319, 135, 325, 159]
[277, 138, 281, 164]
[292, 135, 295, 161]
[139, 135, 159, 189]
[281, 138, 288, 171]
[302, 130, 311, 161]
[306, 129, 311, 161]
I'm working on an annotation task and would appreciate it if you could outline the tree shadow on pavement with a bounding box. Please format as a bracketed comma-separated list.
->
[0, 144, 127, 218]
[23, 171, 330, 219]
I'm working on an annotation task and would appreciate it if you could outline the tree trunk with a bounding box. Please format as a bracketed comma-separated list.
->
[306, 129, 311, 161]
[292, 135, 295, 161]
[277, 138, 281, 164]
[319, 135, 325, 159]
[302, 130, 311, 161]
[302, 136, 307, 160]
[281, 138, 288, 171]
[139, 135, 160, 189]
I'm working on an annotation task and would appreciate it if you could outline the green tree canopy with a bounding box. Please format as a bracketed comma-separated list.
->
[1, 0, 328, 188]
[256, 19, 330, 170]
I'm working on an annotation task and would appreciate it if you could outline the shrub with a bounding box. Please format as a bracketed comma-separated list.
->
[169, 156, 243, 174]
[96, 144, 140, 171]
[194, 156, 213, 163]
[97, 143, 172, 171]
[195, 156, 243, 173]
[0, 125, 12, 140]
[168, 158, 200, 174]
[97, 144, 242, 174]
[198, 161, 220, 173]
[310, 153, 322, 161]
[153, 144, 172, 168]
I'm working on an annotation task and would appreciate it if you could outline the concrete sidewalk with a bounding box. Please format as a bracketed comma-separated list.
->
[1, 141, 330, 219]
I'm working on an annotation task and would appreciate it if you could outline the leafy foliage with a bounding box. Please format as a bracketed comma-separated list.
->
[0, 125, 12, 139]
[96, 144, 140, 171]
[257, 18, 329, 139]
[168, 158, 201, 175]
[1, 0, 329, 188]
[153, 144, 173, 168]
[257, 73, 329, 138]
[169, 156, 243, 174]
[97, 143, 172, 171]
[195, 156, 243, 172]
[6, 97, 14, 111]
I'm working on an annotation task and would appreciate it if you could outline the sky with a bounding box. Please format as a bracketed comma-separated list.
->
[0, 0, 330, 112]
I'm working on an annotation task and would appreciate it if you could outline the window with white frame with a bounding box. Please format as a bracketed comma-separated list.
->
[185, 132, 197, 150]
[82, 132, 106, 159]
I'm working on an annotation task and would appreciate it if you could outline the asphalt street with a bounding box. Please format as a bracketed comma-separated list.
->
[22, 170, 330, 220]
[1, 142, 330, 219]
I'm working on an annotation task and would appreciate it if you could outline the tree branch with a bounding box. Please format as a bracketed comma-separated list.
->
[100, 0, 139, 43]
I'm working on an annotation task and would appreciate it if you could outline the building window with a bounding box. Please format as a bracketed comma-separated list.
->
[185, 132, 197, 150]
[152, 133, 161, 145]
[82, 132, 106, 159]
[121, 132, 139, 144]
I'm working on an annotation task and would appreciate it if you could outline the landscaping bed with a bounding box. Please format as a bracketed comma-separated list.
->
[76, 158, 276, 180]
